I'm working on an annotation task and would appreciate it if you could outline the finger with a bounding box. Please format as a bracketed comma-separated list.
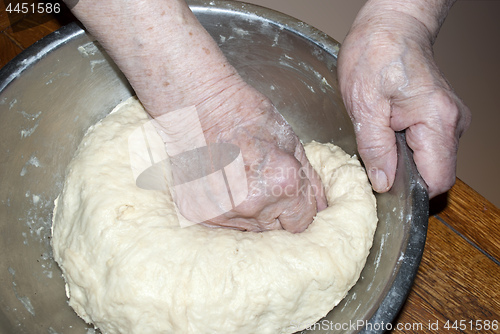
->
[349, 100, 398, 194]
[294, 145, 328, 211]
[392, 90, 471, 198]
[406, 124, 457, 198]
[278, 180, 318, 233]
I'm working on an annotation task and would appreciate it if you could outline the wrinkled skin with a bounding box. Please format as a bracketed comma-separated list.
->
[190, 81, 327, 232]
[69, 0, 326, 233]
[158, 75, 327, 232]
[68, 0, 470, 234]
[338, 8, 471, 198]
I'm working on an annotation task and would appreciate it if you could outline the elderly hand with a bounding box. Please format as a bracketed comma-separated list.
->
[338, 0, 471, 198]
[179, 81, 327, 232]
[68, 0, 326, 232]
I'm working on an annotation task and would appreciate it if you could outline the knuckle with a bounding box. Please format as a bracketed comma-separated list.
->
[428, 88, 470, 140]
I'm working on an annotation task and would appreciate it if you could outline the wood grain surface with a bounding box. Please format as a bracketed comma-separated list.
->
[1, 4, 499, 333]
[393, 180, 500, 333]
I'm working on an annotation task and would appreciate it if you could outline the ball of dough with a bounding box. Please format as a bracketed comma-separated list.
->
[51, 97, 377, 334]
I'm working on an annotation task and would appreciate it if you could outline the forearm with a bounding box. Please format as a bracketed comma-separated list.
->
[68, 0, 242, 118]
[351, 0, 456, 42]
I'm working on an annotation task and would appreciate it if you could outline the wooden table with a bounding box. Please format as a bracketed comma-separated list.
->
[1, 3, 499, 333]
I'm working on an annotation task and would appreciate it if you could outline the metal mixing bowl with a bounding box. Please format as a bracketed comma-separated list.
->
[0, 1, 428, 333]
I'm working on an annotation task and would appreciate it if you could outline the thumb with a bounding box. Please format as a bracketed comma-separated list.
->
[350, 102, 398, 194]
[293, 145, 328, 211]
[278, 182, 318, 233]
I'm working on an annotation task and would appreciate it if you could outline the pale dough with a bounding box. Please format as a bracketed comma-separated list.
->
[51, 97, 377, 334]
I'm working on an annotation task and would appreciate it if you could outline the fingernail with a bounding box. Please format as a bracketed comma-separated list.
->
[368, 168, 389, 192]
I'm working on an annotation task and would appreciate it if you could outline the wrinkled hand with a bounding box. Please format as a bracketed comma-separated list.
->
[338, 10, 471, 198]
[165, 81, 327, 233]
[69, 0, 326, 232]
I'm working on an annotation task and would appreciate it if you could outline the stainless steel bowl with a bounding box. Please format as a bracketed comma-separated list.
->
[0, 1, 428, 333]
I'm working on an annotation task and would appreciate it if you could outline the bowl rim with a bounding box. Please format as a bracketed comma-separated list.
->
[187, 2, 430, 331]
[0, 1, 429, 332]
